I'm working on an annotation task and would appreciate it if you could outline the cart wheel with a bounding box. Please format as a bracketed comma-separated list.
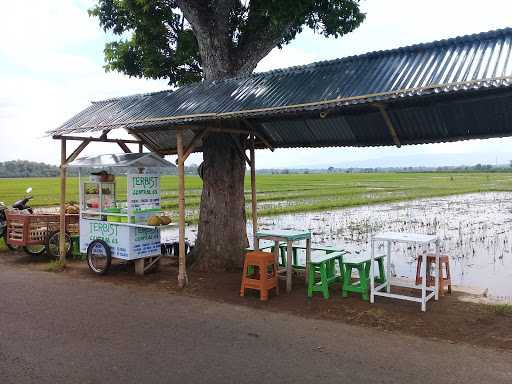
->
[46, 230, 72, 259]
[2, 227, 19, 251]
[87, 240, 112, 275]
[23, 245, 46, 256]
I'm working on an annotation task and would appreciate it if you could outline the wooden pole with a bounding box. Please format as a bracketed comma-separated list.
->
[176, 129, 188, 288]
[59, 139, 67, 263]
[52, 135, 141, 144]
[250, 133, 258, 243]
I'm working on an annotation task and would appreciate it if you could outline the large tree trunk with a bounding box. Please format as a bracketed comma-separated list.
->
[194, 132, 249, 271]
[177, 3, 262, 272]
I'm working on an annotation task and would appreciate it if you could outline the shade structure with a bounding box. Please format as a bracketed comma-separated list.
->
[50, 27, 512, 286]
[49, 27, 512, 155]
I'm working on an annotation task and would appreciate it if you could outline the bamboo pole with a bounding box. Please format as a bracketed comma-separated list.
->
[250, 133, 258, 243]
[59, 139, 67, 263]
[176, 129, 188, 288]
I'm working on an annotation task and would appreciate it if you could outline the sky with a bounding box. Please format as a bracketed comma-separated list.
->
[1, 0, 512, 168]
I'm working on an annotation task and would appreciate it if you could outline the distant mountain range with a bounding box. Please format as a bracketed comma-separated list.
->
[2, 153, 511, 178]
[302, 152, 512, 170]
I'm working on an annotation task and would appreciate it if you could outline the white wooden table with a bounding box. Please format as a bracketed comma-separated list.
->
[370, 231, 440, 312]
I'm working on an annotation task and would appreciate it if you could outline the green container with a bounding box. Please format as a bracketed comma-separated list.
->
[104, 208, 121, 214]
[105, 208, 121, 223]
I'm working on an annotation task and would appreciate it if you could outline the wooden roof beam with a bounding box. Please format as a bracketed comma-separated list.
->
[229, 134, 252, 167]
[374, 103, 401, 148]
[242, 120, 275, 152]
[65, 139, 91, 164]
[117, 142, 132, 153]
[182, 128, 210, 162]
[52, 134, 142, 144]
[126, 130, 165, 156]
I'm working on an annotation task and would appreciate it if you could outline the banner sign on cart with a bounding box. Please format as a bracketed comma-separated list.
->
[80, 220, 160, 260]
[128, 174, 160, 209]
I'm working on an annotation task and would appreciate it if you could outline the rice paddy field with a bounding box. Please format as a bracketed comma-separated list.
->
[2, 172, 512, 299]
[2, 172, 512, 220]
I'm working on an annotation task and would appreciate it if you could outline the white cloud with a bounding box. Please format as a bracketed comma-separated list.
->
[2, 0, 512, 167]
[256, 46, 318, 72]
[0, 0, 100, 53]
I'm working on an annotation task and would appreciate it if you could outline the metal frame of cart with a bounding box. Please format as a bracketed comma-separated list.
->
[68, 153, 177, 276]
[370, 232, 440, 312]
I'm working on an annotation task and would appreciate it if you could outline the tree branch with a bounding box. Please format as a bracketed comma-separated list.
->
[176, 0, 237, 80]
[233, 2, 298, 75]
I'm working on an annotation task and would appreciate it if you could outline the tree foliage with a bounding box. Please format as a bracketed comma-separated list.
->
[90, 0, 365, 85]
[0, 161, 60, 178]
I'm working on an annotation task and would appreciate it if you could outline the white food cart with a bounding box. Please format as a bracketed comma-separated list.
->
[68, 153, 176, 275]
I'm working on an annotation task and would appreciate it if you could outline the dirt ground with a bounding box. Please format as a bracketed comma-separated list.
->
[2, 251, 511, 351]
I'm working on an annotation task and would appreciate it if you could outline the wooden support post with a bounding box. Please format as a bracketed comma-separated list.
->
[139, 142, 143, 153]
[59, 139, 67, 263]
[134, 259, 145, 276]
[177, 129, 188, 288]
[250, 133, 258, 244]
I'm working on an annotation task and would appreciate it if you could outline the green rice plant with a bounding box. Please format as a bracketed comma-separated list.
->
[1, 172, 512, 222]
[490, 304, 512, 316]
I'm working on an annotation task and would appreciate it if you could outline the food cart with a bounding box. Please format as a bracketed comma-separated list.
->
[68, 153, 176, 275]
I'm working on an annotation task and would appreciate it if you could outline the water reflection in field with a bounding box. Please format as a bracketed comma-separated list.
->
[254, 192, 512, 300]
[162, 192, 512, 300]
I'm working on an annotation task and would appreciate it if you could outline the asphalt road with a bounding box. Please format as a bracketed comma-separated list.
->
[1, 265, 511, 384]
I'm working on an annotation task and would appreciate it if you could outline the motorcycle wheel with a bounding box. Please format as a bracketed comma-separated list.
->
[46, 230, 72, 259]
[23, 245, 46, 256]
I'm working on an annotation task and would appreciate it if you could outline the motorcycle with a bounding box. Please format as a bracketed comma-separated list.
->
[0, 187, 45, 255]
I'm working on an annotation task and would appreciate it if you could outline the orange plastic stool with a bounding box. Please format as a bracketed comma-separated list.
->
[415, 254, 452, 296]
[240, 251, 279, 301]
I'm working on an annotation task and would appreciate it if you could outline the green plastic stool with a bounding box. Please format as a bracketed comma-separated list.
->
[307, 252, 345, 299]
[342, 255, 386, 301]
[369, 255, 386, 285]
[279, 244, 299, 268]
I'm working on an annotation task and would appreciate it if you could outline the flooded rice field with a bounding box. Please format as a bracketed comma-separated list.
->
[163, 192, 512, 301]
[260, 192, 512, 301]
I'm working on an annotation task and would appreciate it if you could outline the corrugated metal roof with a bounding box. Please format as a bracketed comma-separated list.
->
[50, 28, 512, 152]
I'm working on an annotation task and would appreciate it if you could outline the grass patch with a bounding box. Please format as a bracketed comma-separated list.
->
[490, 304, 512, 316]
[2, 172, 512, 222]
[0, 238, 7, 252]
[45, 260, 66, 272]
